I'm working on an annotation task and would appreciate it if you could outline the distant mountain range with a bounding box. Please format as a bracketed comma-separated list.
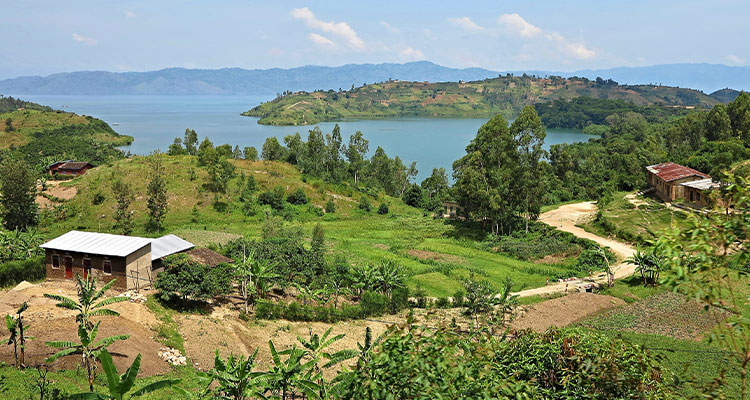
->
[0, 61, 747, 96]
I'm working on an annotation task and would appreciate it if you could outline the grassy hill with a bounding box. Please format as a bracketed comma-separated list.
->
[243, 75, 721, 126]
[40, 155, 591, 296]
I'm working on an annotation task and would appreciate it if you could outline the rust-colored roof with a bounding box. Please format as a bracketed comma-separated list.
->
[185, 248, 233, 267]
[646, 162, 709, 182]
[58, 161, 93, 170]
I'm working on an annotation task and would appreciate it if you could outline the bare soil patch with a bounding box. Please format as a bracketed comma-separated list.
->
[512, 292, 625, 332]
[407, 249, 463, 264]
[372, 243, 390, 250]
[0, 280, 168, 376]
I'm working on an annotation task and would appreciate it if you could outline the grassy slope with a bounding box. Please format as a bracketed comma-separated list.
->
[40, 155, 578, 296]
[0, 109, 132, 149]
[580, 191, 690, 244]
[243, 76, 720, 126]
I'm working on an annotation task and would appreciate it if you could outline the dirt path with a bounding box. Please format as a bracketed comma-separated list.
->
[514, 201, 636, 298]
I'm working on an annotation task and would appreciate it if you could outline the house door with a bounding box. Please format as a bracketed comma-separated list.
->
[64, 257, 73, 279]
[83, 259, 92, 279]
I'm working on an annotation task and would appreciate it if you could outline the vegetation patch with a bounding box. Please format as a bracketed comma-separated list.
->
[406, 249, 464, 264]
[579, 292, 729, 340]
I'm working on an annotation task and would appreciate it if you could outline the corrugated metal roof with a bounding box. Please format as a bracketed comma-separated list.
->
[680, 178, 720, 190]
[40, 231, 194, 259]
[646, 162, 709, 182]
[40, 231, 152, 257]
[150, 234, 194, 260]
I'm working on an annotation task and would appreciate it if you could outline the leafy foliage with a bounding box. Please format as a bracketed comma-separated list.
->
[154, 254, 233, 307]
[0, 156, 38, 230]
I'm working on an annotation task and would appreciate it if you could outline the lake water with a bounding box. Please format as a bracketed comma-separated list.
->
[10, 95, 596, 181]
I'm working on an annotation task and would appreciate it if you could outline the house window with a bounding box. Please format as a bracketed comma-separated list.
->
[689, 191, 693, 201]
[51, 254, 60, 269]
[103, 260, 112, 275]
[696, 192, 701, 202]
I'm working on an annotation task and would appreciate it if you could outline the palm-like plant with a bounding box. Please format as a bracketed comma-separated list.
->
[202, 351, 266, 400]
[69, 349, 179, 399]
[297, 327, 357, 399]
[374, 260, 406, 298]
[46, 322, 130, 392]
[251, 257, 278, 301]
[44, 275, 128, 330]
[349, 264, 376, 298]
[626, 246, 664, 286]
[266, 341, 321, 400]
[232, 246, 255, 314]
[5, 302, 33, 368]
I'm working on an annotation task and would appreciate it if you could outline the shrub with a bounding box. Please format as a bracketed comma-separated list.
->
[359, 196, 372, 212]
[452, 289, 465, 307]
[325, 198, 336, 213]
[91, 192, 106, 205]
[377, 202, 389, 214]
[361, 291, 388, 316]
[0, 256, 45, 287]
[308, 204, 324, 216]
[389, 287, 410, 314]
[286, 188, 308, 205]
[435, 297, 450, 309]
[154, 254, 233, 307]
[402, 184, 423, 208]
[258, 186, 285, 210]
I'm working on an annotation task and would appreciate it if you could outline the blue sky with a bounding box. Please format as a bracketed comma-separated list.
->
[1, 0, 748, 79]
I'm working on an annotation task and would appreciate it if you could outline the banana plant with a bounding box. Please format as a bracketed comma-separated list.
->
[5, 302, 33, 368]
[44, 275, 128, 330]
[266, 340, 321, 400]
[297, 327, 357, 399]
[202, 351, 267, 400]
[46, 321, 130, 392]
[69, 349, 179, 399]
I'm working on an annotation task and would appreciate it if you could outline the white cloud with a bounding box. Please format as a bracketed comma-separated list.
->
[380, 21, 400, 34]
[400, 47, 425, 61]
[726, 54, 746, 65]
[124, 10, 136, 18]
[498, 13, 595, 60]
[308, 33, 335, 48]
[449, 17, 484, 33]
[498, 13, 541, 38]
[72, 33, 97, 46]
[290, 7, 365, 50]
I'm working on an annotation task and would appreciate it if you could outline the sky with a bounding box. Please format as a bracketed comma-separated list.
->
[1, 0, 748, 79]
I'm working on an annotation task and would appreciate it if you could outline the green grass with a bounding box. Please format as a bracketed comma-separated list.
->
[580, 191, 690, 244]
[145, 295, 185, 353]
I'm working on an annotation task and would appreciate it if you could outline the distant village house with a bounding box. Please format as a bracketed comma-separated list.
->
[47, 160, 95, 176]
[40, 231, 194, 290]
[441, 201, 464, 219]
[646, 162, 719, 207]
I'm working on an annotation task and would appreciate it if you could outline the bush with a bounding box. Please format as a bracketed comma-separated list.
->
[377, 202, 389, 214]
[402, 184, 423, 208]
[308, 204, 324, 216]
[361, 291, 388, 316]
[389, 287, 410, 313]
[435, 297, 450, 309]
[358, 196, 372, 212]
[452, 289, 465, 307]
[0, 256, 45, 287]
[258, 186, 285, 210]
[154, 254, 233, 307]
[91, 192, 106, 205]
[325, 198, 336, 213]
[286, 188, 308, 205]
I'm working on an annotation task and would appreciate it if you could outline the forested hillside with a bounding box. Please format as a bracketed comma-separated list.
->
[244, 75, 721, 125]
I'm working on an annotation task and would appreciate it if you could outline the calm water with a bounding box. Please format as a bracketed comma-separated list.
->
[11, 95, 596, 181]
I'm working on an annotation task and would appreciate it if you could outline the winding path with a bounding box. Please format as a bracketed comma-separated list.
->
[514, 201, 637, 297]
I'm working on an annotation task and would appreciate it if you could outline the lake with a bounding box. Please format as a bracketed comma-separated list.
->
[10, 95, 596, 181]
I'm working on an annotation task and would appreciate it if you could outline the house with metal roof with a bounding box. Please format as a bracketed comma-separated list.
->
[646, 162, 717, 206]
[40, 231, 194, 290]
[47, 160, 95, 177]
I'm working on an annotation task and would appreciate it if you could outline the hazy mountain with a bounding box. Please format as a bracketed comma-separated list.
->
[0, 62, 498, 95]
[1, 61, 746, 96]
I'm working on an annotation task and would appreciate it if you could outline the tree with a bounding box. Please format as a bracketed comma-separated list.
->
[358, 196, 372, 212]
[421, 167, 450, 211]
[154, 254, 233, 307]
[325, 124, 344, 182]
[258, 186, 285, 210]
[377, 202, 389, 214]
[266, 341, 321, 400]
[231, 246, 275, 314]
[374, 260, 405, 299]
[208, 158, 236, 193]
[71, 350, 179, 399]
[47, 323, 129, 392]
[4, 117, 13, 132]
[324, 198, 336, 213]
[296, 327, 357, 399]
[625, 246, 664, 286]
[44, 276, 128, 331]
[303, 127, 326, 177]
[197, 137, 218, 166]
[262, 137, 285, 161]
[232, 145, 242, 159]
[146, 152, 168, 232]
[284, 133, 304, 165]
[510, 106, 547, 233]
[112, 179, 135, 235]
[167, 137, 185, 156]
[183, 128, 199, 156]
[402, 184, 423, 208]
[704, 104, 733, 141]
[286, 188, 308, 205]
[346, 131, 369, 184]
[728, 91, 750, 144]
[0, 156, 38, 230]
[5, 302, 32, 368]
[243, 146, 259, 161]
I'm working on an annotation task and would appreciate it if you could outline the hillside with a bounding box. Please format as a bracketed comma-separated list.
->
[243, 75, 721, 126]
[0, 96, 133, 165]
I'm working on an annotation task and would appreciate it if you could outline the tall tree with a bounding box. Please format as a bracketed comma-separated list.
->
[283, 133, 304, 165]
[0, 157, 38, 230]
[704, 104, 733, 141]
[453, 114, 518, 234]
[243, 146, 259, 161]
[167, 137, 185, 156]
[261, 137, 285, 161]
[111, 178, 135, 235]
[232, 145, 242, 160]
[146, 152, 168, 232]
[346, 131, 369, 184]
[183, 128, 199, 156]
[325, 124, 344, 182]
[510, 106, 547, 232]
[421, 168, 450, 212]
[303, 127, 326, 176]
[728, 91, 750, 145]
[197, 137, 218, 166]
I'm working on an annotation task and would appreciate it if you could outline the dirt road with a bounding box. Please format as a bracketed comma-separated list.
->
[514, 201, 636, 297]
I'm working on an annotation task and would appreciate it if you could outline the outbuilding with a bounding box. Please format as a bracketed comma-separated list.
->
[40, 231, 194, 290]
[47, 160, 95, 176]
[646, 162, 710, 202]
